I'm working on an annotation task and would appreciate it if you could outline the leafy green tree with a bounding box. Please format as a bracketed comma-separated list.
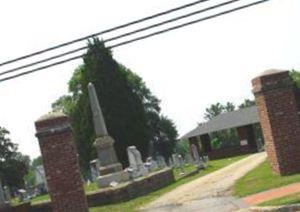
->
[290, 70, 300, 89]
[239, 99, 256, 109]
[0, 127, 29, 188]
[204, 102, 235, 121]
[224, 102, 235, 112]
[204, 103, 224, 120]
[52, 39, 178, 175]
[175, 139, 189, 158]
[24, 156, 43, 187]
[154, 116, 178, 163]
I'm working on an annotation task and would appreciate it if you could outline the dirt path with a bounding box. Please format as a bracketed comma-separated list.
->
[141, 152, 267, 212]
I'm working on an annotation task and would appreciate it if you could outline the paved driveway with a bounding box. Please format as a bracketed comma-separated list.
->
[141, 152, 267, 212]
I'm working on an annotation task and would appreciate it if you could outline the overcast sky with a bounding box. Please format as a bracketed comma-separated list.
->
[0, 0, 298, 159]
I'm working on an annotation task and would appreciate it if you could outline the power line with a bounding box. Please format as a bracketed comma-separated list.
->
[0, 0, 211, 67]
[0, 0, 241, 77]
[0, 0, 269, 83]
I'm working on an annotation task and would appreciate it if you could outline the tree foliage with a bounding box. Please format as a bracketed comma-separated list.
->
[0, 127, 29, 189]
[52, 39, 178, 175]
[204, 102, 236, 120]
[239, 99, 256, 109]
[24, 156, 43, 187]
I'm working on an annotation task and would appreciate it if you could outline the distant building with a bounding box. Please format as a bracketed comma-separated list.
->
[182, 106, 264, 159]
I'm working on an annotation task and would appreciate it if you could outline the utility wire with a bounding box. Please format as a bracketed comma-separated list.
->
[0, 0, 241, 77]
[0, 0, 269, 83]
[0, 0, 211, 67]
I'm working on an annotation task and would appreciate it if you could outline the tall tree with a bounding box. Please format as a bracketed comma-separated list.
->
[224, 102, 235, 112]
[52, 39, 178, 175]
[0, 127, 29, 189]
[204, 103, 224, 120]
[239, 99, 256, 109]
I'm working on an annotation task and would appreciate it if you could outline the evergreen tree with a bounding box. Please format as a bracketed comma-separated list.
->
[52, 39, 178, 175]
[0, 127, 29, 188]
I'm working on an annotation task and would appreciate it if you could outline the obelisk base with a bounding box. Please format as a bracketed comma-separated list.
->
[97, 171, 129, 187]
[94, 136, 129, 187]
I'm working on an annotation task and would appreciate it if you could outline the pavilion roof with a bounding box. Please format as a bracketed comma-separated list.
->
[182, 106, 260, 139]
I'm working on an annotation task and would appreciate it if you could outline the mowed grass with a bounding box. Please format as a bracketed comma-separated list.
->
[259, 192, 300, 206]
[90, 155, 248, 212]
[31, 182, 98, 204]
[234, 160, 300, 197]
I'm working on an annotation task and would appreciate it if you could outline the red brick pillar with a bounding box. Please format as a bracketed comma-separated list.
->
[252, 69, 300, 175]
[35, 113, 88, 212]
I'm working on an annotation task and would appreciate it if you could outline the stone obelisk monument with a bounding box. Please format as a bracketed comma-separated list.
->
[88, 83, 128, 187]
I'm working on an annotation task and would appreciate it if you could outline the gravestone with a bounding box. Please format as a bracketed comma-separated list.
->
[127, 146, 148, 179]
[88, 83, 128, 187]
[172, 154, 179, 167]
[168, 158, 174, 167]
[90, 159, 101, 182]
[191, 144, 205, 169]
[145, 157, 158, 172]
[3, 186, 10, 203]
[178, 154, 185, 175]
[186, 154, 194, 164]
[0, 180, 5, 206]
[156, 155, 166, 168]
[35, 165, 47, 194]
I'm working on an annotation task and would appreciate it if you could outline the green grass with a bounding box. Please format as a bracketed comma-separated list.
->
[259, 192, 300, 206]
[31, 182, 98, 204]
[234, 161, 300, 197]
[90, 155, 247, 212]
[31, 194, 50, 204]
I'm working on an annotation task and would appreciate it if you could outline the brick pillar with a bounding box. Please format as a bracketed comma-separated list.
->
[35, 113, 88, 212]
[236, 125, 257, 149]
[252, 69, 300, 175]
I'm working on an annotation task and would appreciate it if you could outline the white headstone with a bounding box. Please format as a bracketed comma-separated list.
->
[156, 155, 166, 168]
[145, 157, 158, 172]
[186, 154, 193, 164]
[127, 146, 148, 178]
[178, 154, 185, 175]
[90, 159, 101, 182]
[172, 154, 179, 167]
[3, 186, 10, 203]
[35, 165, 48, 194]
[191, 144, 205, 169]
[35, 165, 46, 185]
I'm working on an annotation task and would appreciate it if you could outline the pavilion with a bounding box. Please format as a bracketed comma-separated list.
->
[182, 106, 263, 159]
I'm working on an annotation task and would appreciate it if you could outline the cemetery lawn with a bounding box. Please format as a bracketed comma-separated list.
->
[259, 192, 300, 206]
[31, 182, 98, 204]
[234, 160, 300, 197]
[89, 155, 247, 212]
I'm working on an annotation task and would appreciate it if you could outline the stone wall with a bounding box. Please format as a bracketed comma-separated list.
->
[12, 168, 174, 212]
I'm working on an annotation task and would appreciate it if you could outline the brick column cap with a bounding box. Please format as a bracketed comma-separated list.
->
[256, 69, 287, 77]
[252, 69, 291, 94]
[35, 112, 70, 138]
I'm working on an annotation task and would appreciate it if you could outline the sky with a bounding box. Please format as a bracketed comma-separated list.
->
[0, 0, 299, 159]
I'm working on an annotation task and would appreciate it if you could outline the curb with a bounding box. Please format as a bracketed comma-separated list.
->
[237, 204, 300, 212]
